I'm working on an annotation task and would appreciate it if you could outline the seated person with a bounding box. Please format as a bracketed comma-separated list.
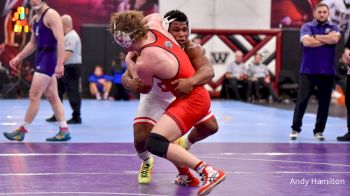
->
[110, 51, 129, 100]
[247, 53, 281, 102]
[224, 50, 250, 100]
[88, 65, 112, 100]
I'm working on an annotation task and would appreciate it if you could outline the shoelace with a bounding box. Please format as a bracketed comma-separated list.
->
[9, 129, 25, 141]
[200, 171, 218, 183]
[200, 173, 205, 182]
[54, 132, 69, 140]
[140, 163, 151, 177]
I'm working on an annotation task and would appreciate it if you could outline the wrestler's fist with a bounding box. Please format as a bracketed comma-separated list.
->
[54, 64, 64, 78]
[9, 56, 21, 75]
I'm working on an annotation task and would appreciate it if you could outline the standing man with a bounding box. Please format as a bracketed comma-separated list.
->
[111, 11, 225, 195]
[289, 2, 341, 141]
[46, 14, 82, 124]
[3, 0, 71, 141]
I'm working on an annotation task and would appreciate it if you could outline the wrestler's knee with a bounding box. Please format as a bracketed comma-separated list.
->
[28, 90, 42, 102]
[208, 117, 219, 134]
[133, 124, 153, 146]
[204, 118, 219, 135]
[146, 133, 169, 158]
[44, 91, 57, 103]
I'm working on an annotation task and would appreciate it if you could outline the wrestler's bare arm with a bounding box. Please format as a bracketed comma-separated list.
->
[9, 18, 37, 69]
[125, 52, 138, 78]
[171, 41, 214, 96]
[15, 29, 37, 61]
[45, 9, 65, 67]
[122, 52, 148, 92]
[185, 41, 214, 85]
[135, 51, 155, 93]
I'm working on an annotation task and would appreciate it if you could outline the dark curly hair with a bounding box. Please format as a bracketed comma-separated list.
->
[163, 10, 189, 25]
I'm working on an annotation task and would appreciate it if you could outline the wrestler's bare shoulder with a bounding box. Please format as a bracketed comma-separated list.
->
[184, 40, 204, 57]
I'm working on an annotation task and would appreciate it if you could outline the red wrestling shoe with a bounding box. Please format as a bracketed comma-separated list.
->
[175, 169, 200, 186]
[197, 166, 226, 195]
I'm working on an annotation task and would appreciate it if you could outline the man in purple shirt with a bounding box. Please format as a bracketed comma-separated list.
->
[289, 2, 341, 141]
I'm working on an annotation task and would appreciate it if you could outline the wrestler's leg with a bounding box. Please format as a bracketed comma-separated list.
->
[134, 123, 154, 184]
[147, 114, 226, 195]
[44, 75, 71, 141]
[3, 72, 51, 141]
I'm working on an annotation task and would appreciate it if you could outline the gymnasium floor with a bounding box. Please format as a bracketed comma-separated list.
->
[0, 99, 349, 195]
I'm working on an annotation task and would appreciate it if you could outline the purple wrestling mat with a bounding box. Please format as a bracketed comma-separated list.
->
[0, 143, 349, 195]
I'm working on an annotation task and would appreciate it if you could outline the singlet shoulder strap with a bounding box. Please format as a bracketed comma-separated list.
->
[140, 29, 179, 51]
[41, 8, 51, 19]
[140, 29, 158, 51]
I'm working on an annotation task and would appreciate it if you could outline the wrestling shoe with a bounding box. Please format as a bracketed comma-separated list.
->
[3, 126, 28, 141]
[175, 169, 200, 186]
[198, 166, 226, 196]
[138, 156, 154, 184]
[46, 127, 71, 141]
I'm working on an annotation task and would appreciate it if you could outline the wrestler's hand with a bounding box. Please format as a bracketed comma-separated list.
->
[134, 78, 151, 93]
[123, 75, 149, 93]
[172, 78, 195, 98]
[54, 64, 64, 78]
[9, 56, 21, 75]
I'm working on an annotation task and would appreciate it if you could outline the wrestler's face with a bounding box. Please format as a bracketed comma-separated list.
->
[30, 0, 45, 10]
[314, 6, 329, 23]
[168, 21, 189, 48]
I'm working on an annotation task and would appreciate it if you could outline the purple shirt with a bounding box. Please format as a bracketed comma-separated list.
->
[299, 19, 339, 75]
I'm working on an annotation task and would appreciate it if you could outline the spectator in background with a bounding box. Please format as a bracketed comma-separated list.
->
[224, 50, 249, 101]
[289, 2, 341, 141]
[46, 14, 82, 124]
[110, 51, 129, 100]
[247, 53, 281, 102]
[88, 65, 112, 100]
